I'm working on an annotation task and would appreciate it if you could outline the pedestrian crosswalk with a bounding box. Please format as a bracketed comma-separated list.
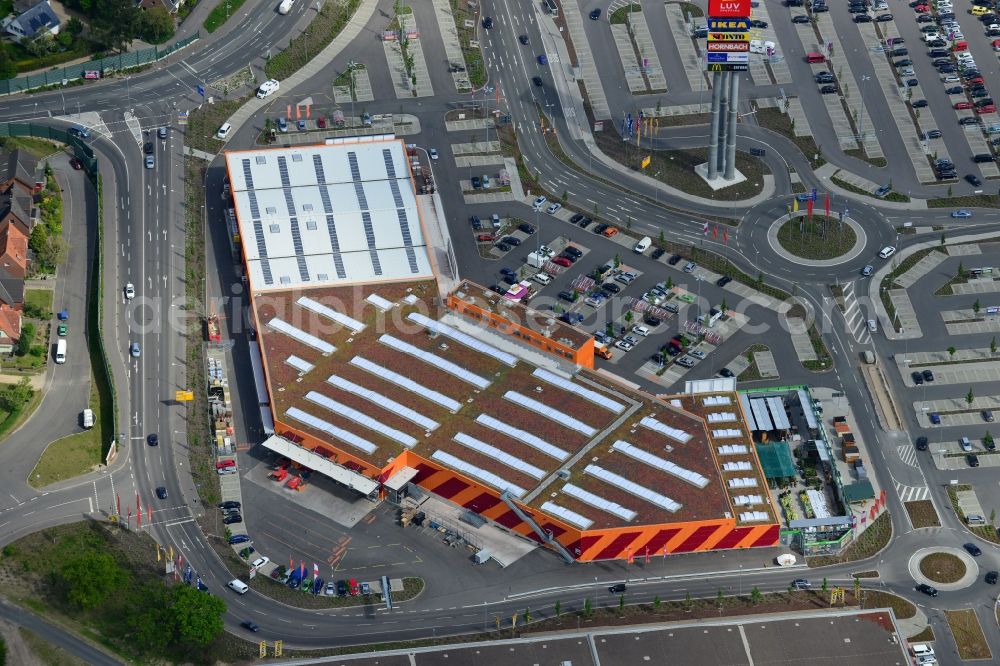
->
[894, 482, 930, 502]
[841, 281, 872, 344]
[896, 445, 919, 468]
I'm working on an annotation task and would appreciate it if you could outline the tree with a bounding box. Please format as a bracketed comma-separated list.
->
[66, 16, 84, 36]
[626, 216, 633, 230]
[974, 299, 981, 316]
[140, 5, 175, 44]
[717, 588, 724, 606]
[821, 577, 828, 593]
[583, 597, 592, 616]
[757, 271, 764, 289]
[750, 586, 762, 605]
[57, 551, 125, 610]
[958, 261, 966, 278]
[554, 600, 561, 617]
[22, 33, 57, 57]
[91, 0, 141, 53]
[941, 232, 946, 246]
[614, 254, 621, 267]
[36, 235, 68, 270]
[618, 594, 625, 612]
[523, 607, 532, 623]
[665, 276, 673, 289]
[720, 297, 728, 312]
[561, 189, 568, 204]
[14, 323, 33, 357]
[992, 508, 996, 524]
[948, 345, 957, 359]
[168, 584, 226, 649]
[684, 591, 692, 608]
[853, 576, 861, 600]
[0, 379, 33, 413]
[0, 47, 15, 80]
[992, 337, 997, 354]
[967, 387, 975, 406]
[659, 229, 666, 246]
[653, 594, 661, 608]
[624, 311, 633, 323]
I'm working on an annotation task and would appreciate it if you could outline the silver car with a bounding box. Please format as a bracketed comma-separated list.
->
[144, 154, 154, 169]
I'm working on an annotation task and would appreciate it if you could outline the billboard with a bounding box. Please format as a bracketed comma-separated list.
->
[707, 62, 749, 72]
[707, 41, 750, 52]
[708, 0, 751, 18]
[708, 32, 750, 41]
[707, 52, 749, 63]
[708, 17, 750, 30]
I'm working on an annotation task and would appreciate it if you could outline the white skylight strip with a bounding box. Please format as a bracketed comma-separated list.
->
[639, 416, 692, 444]
[268, 317, 335, 354]
[475, 414, 569, 461]
[585, 464, 681, 513]
[504, 391, 597, 437]
[349, 356, 461, 412]
[379, 334, 490, 389]
[305, 391, 417, 448]
[561, 483, 637, 522]
[453, 432, 546, 479]
[407, 312, 517, 366]
[723, 461, 753, 472]
[611, 440, 709, 488]
[366, 293, 394, 311]
[430, 450, 527, 498]
[297, 296, 365, 333]
[712, 428, 743, 438]
[327, 374, 438, 431]
[286, 355, 314, 373]
[707, 412, 738, 423]
[740, 511, 770, 522]
[286, 407, 377, 455]
[703, 395, 732, 406]
[531, 368, 625, 413]
[540, 501, 593, 530]
[728, 477, 758, 488]
[733, 495, 764, 506]
[718, 445, 749, 455]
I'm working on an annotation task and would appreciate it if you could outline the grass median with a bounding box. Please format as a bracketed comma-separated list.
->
[202, 0, 249, 33]
[29, 381, 103, 488]
[946, 609, 992, 660]
[265, 0, 362, 80]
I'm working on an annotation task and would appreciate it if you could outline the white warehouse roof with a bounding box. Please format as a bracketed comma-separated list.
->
[225, 139, 433, 291]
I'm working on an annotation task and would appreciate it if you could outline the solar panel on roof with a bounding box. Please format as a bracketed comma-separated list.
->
[540, 501, 593, 530]
[297, 296, 365, 333]
[286, 406, 377, 455]
[406, 313, 517, 366]
[453, 433, 545, 479]
[431, 450, 527, 497]
[305, 391, 417, 448]
[349, 356, 461, 412]
[327, 374, 438, 431]
[379, 334, 490, 389]
[286, 355, 314, 374]
[611, 440, 708, 488]
[585, 464, 681, 513]
[531, 368, 625, 413]
[562, 483, 637, 522]
[311, 155, 347, 279]
[639, 416, 692, 443]
[474, 414, 569, 461]
[267, 317, 335, 354]
[504, 391, 597, 437]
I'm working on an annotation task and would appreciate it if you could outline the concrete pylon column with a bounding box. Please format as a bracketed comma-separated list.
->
[717, 71, 730, 173]
[724, 72, 740, 180]
[707, 71, 723, 180]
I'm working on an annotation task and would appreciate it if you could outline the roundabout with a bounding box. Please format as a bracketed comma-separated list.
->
[908, 547, 980, 591]
[766, 213, 867, 267]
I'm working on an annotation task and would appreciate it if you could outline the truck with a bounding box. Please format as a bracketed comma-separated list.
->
[278, 0, 293, 14]
[527, 251, 548, 269]
[595, 344, 613, 360]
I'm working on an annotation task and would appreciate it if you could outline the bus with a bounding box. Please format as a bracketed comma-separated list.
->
[55, 339, 67, 364]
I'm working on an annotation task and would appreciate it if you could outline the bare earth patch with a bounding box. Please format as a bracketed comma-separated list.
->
[919, 552, 966, 584]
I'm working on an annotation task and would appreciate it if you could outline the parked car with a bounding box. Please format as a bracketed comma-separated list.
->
[922, 369, 934, 382]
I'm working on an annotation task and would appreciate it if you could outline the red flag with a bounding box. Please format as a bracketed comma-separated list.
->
[806, 198, 814, 219]
[712, 224, 718, 240]
[116, 493, 120, 516]
[861, 512, 866, 525]
[627, 549, 634, 564]
[880, 488, 886, 504]
[644, 547, 650, 564]
[290, 556, 294, 572]
[138, 505, 142, 528]
[662, 546, 668, 560]
[824, 193, 830, 218]
[702, 222, 709, 236]
[147, 504, 152, 525]
[723, 229, 729, 244]
[313, 562, 319, 579]
[870, 506, 877, 520]
[300, 560, 305, 577]
[136, 492, 140, 513]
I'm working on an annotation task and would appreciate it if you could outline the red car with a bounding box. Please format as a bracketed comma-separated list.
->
[967, 77, 985, 86]
[977, 105, 996, 114]
[69, 157, 82, 170]
[476, 233, 495, 242]
[552, 257, 572, 267]
[316, 117, 326, 129]
[955, 101, 973, 110]
[348, 578, 360, 596]
[914, 4, 929, 11]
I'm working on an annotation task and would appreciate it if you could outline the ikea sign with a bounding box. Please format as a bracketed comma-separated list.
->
[707, 17, 750, 30]
[708, 0, 751, 17]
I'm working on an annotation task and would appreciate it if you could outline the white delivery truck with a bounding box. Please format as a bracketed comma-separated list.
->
[633, 236, 652, 253]
[278, 0, 293, 14]
[527, 251, 547, 269]
[55, 339, 67, 364]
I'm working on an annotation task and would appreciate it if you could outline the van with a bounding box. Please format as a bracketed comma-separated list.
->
[278, 0, 293, 13]
[633, 236, 652, 253]
[55, 339, 67, 364]
[216, 122, 232, 140]
[953, 40, 969, 52]
[664, 303, 680, 314]
[973, 5, 989, 15]
[806, 52, 826, 63]
[750, 40, 775, 54]
[911, 644, 934, 657]
[862, 350, 875, 364]
[988, 124, 1000, 134]
[960, 436, 972, 451]
[532, 272, 552, 285]
[526, 251, 547, 269]
[967, 514, 986, 525]
[227, 579, 250, 594]
[878, 245, 896, 259]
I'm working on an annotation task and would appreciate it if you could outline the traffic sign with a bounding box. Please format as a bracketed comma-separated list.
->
[175, 390, 194, 401]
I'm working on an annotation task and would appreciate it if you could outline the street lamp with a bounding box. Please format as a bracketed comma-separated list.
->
[653, 171, 661, 204]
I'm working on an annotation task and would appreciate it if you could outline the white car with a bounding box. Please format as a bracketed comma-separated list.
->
[956, 51, 974, 61]
[125, 283, 135, 299]
[256, 79, 280, 98]
[878, 245, 896, 259]
[615, 340, 634, 352]
[532, 195, 547, 210]
[987, 23, 1000, 32]
[867, 319, 877, 332]
[690, 349, 707, 359]
[546, 203, 562, 214]
[631, 325, 650, 337]
[428, 148, 439, 160]
[251, 556, 270, 569]
[537, 244, 556, 258]
[942, 74, 960, 83]
[900, 67, 915, 77]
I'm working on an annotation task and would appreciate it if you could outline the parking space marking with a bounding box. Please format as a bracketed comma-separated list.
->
[562, 0, 611, 118]
[664, 4, 707, 92]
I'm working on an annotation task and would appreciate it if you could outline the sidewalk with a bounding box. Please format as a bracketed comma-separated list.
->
[221, 0, 379, 140]
[814, 164, 928, 211]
